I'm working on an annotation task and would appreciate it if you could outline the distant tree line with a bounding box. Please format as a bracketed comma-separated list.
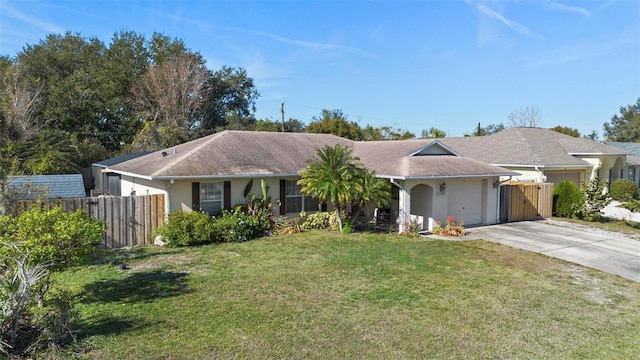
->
[2, 30, 636, 176]
[0, 31, 260, 174]
[0, 31, 422, 176]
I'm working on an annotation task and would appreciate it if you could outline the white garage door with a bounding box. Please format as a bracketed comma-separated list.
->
[545, 171, 581, 188]
[448, 180, 483, 225]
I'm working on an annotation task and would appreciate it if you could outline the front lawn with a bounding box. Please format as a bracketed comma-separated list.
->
[54, 232, 640, 359]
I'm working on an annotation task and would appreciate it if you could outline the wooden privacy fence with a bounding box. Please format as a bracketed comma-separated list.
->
[500, 182, 553, 222]
[13, 194, 165, 248]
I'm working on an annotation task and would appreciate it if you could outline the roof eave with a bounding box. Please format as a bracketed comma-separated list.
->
[493, 163, 591, 168]
[569, 152, 627, 156]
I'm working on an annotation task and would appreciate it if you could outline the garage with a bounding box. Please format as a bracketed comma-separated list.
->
[447, 179, 484, 225]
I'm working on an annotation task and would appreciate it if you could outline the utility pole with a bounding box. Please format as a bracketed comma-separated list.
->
[281, 101, 285, 132]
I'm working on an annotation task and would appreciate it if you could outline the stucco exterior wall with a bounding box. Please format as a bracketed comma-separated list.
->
[398, 177, 500, 232]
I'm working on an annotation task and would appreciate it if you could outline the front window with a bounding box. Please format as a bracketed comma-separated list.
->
[201, 182, 223, 215]
[285, 180, 319, 214]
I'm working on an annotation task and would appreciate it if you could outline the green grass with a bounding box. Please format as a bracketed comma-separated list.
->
[53, 231, 640, 359]
[551, 216, 640, 237]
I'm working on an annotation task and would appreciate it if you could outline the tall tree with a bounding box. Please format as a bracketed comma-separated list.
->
[603, 98, 640, 142]
[298, 144, 364, 232]
[129, 52, 210, 150]
[0, 61, 44, 141]
[307, 109, 363, 140]
[102, 31, 150, 148]
[17, 32, 109, 142]
[550, 125, 580, 138]
[507, 105, 541, 127]
[199, 66, 260, 135]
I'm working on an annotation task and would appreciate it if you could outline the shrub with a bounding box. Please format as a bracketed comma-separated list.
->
[0, 206, 106, 268]
[272, 217, 302, 236]
[579, 178, 611, 222]
[623, 199, 640, 213]
[431, 216, 466, 237]
[300, 212, 333, 230]
[154, 211, 214, 247]
[610, 178, 637, 201]
[212, 210, 271, 243]
[553, 180, 583, 218]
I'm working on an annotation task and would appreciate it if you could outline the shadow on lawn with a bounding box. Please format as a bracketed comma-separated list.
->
[78, 314, 158, 339]
[81, 269, 191, 304]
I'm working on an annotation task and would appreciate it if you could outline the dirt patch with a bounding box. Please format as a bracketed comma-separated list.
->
[564, 265, 613, 305]
[127, 254, 198, 272]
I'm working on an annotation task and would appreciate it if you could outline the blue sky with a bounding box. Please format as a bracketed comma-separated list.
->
[1, 0, 638, 138]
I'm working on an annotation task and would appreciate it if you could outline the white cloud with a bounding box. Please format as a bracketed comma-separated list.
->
[0, 3, 62, 33]
[222, 26, 375, 59]
[476, 3, 544, 40]
[548, 1, 591, 18]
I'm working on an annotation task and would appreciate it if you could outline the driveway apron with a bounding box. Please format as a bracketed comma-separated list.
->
[465, 220, 640, 282]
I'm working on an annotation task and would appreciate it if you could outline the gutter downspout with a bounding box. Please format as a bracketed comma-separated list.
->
[389, 178, 405, 233]
[496, 176, 513, 223]
[163, 179, 175, 222]
[534, 165, 544, 182]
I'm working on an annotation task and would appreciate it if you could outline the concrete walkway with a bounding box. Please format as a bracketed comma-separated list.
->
[602, 200, 640, 222]
[461, 220, 640, 282]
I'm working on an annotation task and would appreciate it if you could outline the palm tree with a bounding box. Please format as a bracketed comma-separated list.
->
[298, 144, 363, 232]
[352, 170, 391, 222]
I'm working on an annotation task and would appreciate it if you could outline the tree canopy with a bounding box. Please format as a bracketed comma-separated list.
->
[603, 98, 640, 142]
[306, 109, 414, 141]
[0, 31, 260, 173]
[421, 127, 446, 138]
[465, 122, 505, 137]
[550, 125, 580, 138]
[508, 105, 541, 127]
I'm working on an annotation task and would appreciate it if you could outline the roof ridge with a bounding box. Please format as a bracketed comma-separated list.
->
[151, 131, 229, 177]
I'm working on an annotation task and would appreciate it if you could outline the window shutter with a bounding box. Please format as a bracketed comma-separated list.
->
[321, 202, 327, 212]
[280, 179, 286, 215]
[224, 181, 231, 209]
[192, 182, 200, 211]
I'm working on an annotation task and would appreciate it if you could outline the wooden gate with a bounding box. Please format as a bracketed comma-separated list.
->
[13, 194, 165, 248]
[500, 182, 553, 222]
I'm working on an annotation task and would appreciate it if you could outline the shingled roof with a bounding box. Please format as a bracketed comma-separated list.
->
[109, 131, 352, 179]
[440, 127, 627, 166]
[352, 140, 516, 179]
[108, 131, 516, 180]
[9, 174, 86, 199]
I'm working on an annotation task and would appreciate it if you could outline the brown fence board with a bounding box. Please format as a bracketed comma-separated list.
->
[500, 182, 553, 222]
[13, 194, 165, 248]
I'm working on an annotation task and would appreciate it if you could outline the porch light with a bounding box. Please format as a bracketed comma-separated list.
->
[440, 182, 446, 193]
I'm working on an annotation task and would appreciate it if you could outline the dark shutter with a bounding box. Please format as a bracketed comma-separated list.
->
[224, 181, 231, 209]
[192, 182, 200, 211]
[321, 202, 327, 212]
[280, 179, 286, 215]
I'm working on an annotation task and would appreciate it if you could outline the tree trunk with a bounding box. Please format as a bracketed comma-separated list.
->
[334, 206, 343, 232]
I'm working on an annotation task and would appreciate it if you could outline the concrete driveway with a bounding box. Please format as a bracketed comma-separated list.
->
[463, 220, 640, 282]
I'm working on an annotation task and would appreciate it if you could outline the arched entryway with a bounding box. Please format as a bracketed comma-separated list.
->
[410, 184, 433, 231]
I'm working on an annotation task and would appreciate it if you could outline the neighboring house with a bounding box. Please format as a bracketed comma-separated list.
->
[92, 152, 151, 196]
[8, 174, 87, 200]
[604, 142, 640, 187]
[441, 127, 629, 188]
[106, 131, 516, 232]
